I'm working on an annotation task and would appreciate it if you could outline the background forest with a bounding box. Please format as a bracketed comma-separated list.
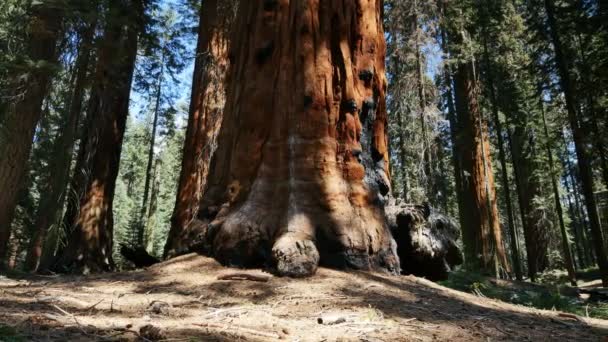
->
[0, 0, 607, 313]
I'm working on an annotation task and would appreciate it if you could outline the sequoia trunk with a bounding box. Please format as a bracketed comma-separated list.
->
[480, 20, 523, 280]
[510, 124, 550, 280]
[0, 3, 62, 264]
[165, 0, 233, 257]
[184, 0, 399, 277]
[451, 53, 510, 275]
[53, 0, 142, 273]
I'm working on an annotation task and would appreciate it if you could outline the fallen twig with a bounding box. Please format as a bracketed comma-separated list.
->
[557, 312, 585, 322]
[52, 304, 72, 317]
[193, 322, 281, 339]
[202, 306, 257, 318]
[86, 299, 104, 311]
[217, 272, 271, 282]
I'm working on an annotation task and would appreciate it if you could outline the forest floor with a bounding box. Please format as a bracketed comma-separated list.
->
[0, 254, 607, 342]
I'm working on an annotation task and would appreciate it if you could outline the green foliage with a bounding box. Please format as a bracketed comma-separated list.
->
[441, 270, 608, 320]
[112, 109, 185, 268]
[385, 0, 452, 210]
[0, 325, 25, 342]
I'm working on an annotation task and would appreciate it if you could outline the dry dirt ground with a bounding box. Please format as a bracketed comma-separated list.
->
[0, 253, 607, 342]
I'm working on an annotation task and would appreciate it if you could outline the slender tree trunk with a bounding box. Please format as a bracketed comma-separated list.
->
[61, 125, 89, 233]
[145, 159, 161, 252]
[582, 78, 608, 191]
[435, 137, 450, 213]
[510, 123, 551, 280]
[442, 28, 509, 274]
[164, 0, 234, 257]
[438, 2, 467, 240]
[25, 18, 97, 272]
[563, 145, 595, 267]
[0, 3, 63, 265]
[138, 59, 164, 247]
[488, 91, 522, 281]
[545, 0, 608, 285]
[186, 0, 400, 277]
[413, 0, 432, 196]
[53, 0, 143, 273]
[540, 99, 577, 286]
[6, 233, 19, 270]
[574, 10, 608, 190]
[564, 176, 585, 269]
[398, 109, 410, 201]
[480, 21, 522, 280]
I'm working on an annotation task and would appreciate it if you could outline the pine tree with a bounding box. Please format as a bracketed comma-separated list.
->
[25, 12, 98, 272]
[543, 0, 608, 286]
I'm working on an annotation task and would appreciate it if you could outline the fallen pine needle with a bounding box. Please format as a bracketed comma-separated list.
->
[52, 304, 72, 317]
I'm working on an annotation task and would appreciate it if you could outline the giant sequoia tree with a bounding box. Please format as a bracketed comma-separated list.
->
[179, 0, 400, 277]
[165, 0, 234, 257]
[444, 2, 510, 275]
[54, 0, 144, 273]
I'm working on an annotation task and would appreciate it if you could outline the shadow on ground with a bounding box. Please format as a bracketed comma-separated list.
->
[0, 253, 606, 341]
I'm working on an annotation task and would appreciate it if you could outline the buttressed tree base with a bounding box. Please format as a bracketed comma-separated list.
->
[176, 0, 400, 277]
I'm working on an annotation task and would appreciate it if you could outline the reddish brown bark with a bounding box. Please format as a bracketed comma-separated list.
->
[53, 0, 142, 273]
[165, 0, 234, 257]
[510, 125, 550, 280]
[183, 0, 399, 277]
[0, 3, 62, 265]
[452, 57, 510, 275]
[479, 8, 523, 280]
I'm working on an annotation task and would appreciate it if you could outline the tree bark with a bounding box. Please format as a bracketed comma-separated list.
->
[165, 0, 234, 257]
[138, 58, 164, 247]
[398, 109, 410, 202]
[413, 0, 432, 196]
[450, 41, 510, 275]
[25, 17, 97, 272]
[563, 174, 586, 269]
[563, 143, 595, 267]
[53, 0, 142, 273]
[480, 18, 523, 281]
[145, 159, 161, 252]
[438, 1, 467, 247]
[573, 6, 608, 191]
[509, 123, 550, 280]
[0, 3, 62, 265]
[181, 0, 400, 277]
[545, 0, 608, 286]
